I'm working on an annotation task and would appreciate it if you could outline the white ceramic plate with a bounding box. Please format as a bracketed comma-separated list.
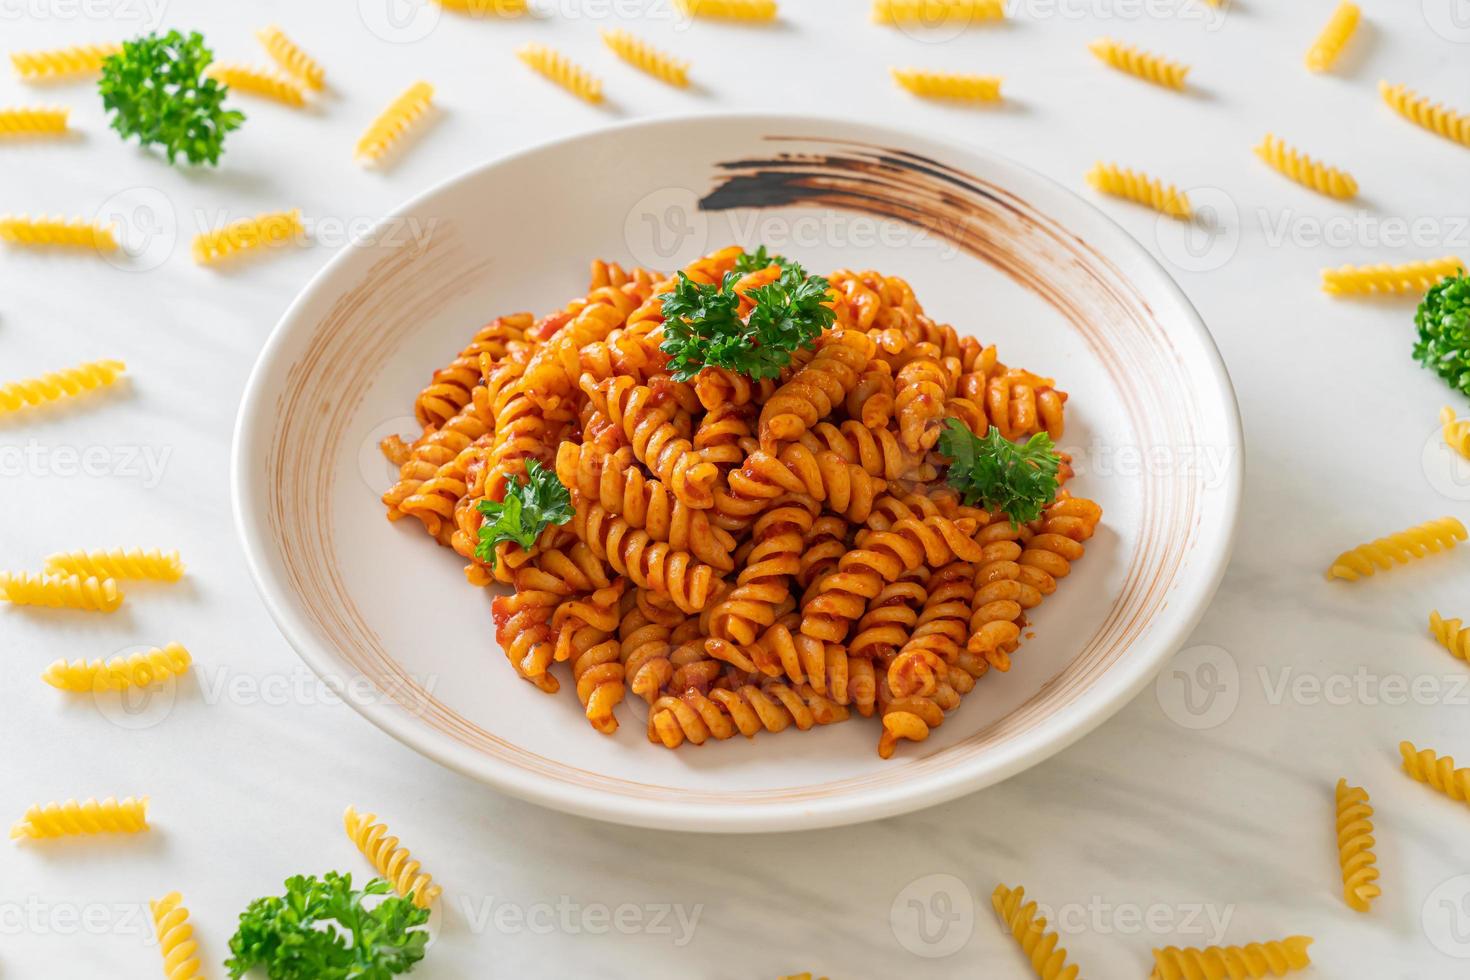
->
[232, 113, 1242, 833]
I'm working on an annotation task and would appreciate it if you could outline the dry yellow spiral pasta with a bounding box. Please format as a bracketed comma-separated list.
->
[10, 43, 120, 80]
[343, 805, 442, 907]
[1254, 133, 1358, 199]
[1380, 81, 1470, 149]
[517, 44, 603, 104]
[1305, 1, 1360, 72]
[193, 209, 304, 266]
[874, 0, 1005, 23]
[600, 29, 689, 88]
[0, 358, 126, 414]
[1325, 516, 1466, 580]
[151, 892, 202, 980]
[1085, 162, 1191, 218]
[43, 643, 192, 692]
[1431, 609, 1470, 661]
[0, 106, 68, 137]
[1401, 740, 1470, 805]
[437, 0, 528, 12]
[1335, 778, 1380, 912]
[10, 796, 148, 839]
[355, 81, 435, 163]
[1088, 37, 1189, 90]
[992, 883, 1081, 980]
[0, 214, 117, 250]
[0, 572, 122, 612]
[45, 548, 184, 581]
[205, 63, 306, 106]
[890, 69, 1002, 102]
[256, 26, 325, 89]
[1322, 256, 1465, 296]
[1151, 936, 1314, 979]
[1442, 407, 1470, 461]
[677, 0, 778, 19]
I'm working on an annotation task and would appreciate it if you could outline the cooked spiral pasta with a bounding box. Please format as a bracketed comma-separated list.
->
[193, 208, 304, 265]
[992, 883, 1081, 980]
[874, 0, 1005, 23]
[1430, 608, 1470, 662]
[45, 548, 184, 581]
[517, 44, 603, 103]
[1401, 740, 1470, 805]
[1325, 516, 1466, 580]
[343, 805, 442, 907]
[11, 796, 148, 839]
[600, 29, 689, 88]
[1254, 133, 1358, 199]
[575, 504, 721, 613]
[0, 106, 68, 136]
[890, 69, 1003, 102]
[1335, 778, 1379, 912]
[676, 0, 778, 19]
[1305, 2, 1360, 72]
[11, 43, 120, 80]
[1323, 256, 1465, 296]
[1150, 936, 1314, 979]
[1086, 162, 1191, 219]
[0, 214, 117, 250]
[1088, 37, 1189, 90]
[151, 892, 202, 980]
[256, 26, 325, 89]
[0, 358, 126, 414]
[43, 643, 192, 692]
[205, 63, 305, 106]
[355, 81, 435, 163]
[0, 572, 122, 612]
[582, 375, 719, 508]
[1380, 81, 1470, 149]
[760, 330, 876, 449]
[648, 673, 849, 747]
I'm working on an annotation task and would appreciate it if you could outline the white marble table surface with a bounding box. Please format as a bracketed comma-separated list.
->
[5, 0, 1470, 976]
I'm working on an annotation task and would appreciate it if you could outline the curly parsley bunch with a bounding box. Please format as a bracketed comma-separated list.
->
[99, 30, 244, 166]
[1415, 273, 1470, 396]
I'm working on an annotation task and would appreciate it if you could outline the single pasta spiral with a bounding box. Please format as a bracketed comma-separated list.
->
[707, 498, 815, 645]
[890, 69, 1002, 102]
[10, 796, 149, 839]
[992, 883, 1081, 980]
[193, 209, 304, 265]
[1430, 609, 1470, 661]
[1150, 936, 1314, 979]
[1380, 81, 1470, 149]
[1304, 1, 1360, 72]
[0, 106, 68, 136]
[560, 581, 628, 733]
[437, 0, 529, 11]
[256, 26, 325, 89]
[1254, 133, 1358, 200]
[206, 63, 306, 106]
[1086, 162, 1191, 218]
[43, 643, 192, 692]
[343, 805, 442, 907]
[516, 44, 603, 104]
[1325, 516, 1467, 580]
[581, 375, 719, 508]
[1088, 37, 1189, 90]
[1322, 257, 1465, 296]
[760, 330, 877, 449]
[675, 0, 778, 19]
[1442, 407, 1470, 460]
[648, 673, 849, 747]
[1401, 740, 1470, 805]
[45, 547, 184, 581]
[0, 358, 126, 414]
[1335, 778, 1380, 912]
[600, 29, 689, 88]
[355, 81, 435, 163]
[874, 0, 1005, 23]
[0, 214, 117, 250]
[10, 43, 120, 80]
[151, 892, 202, 980]
[0, 572, 122, 612]
[573, 504, 722, 613]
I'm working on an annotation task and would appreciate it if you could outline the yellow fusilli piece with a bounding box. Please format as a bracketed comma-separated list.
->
[0, 572, 123, 612]
[1151, 937, 1314, 979]
[600, 29, 690, 88]
[992, 883, 1081, 980]
[11, 43, 121, 81]
[676, 0, 778, 19]
[516, 44, 603, 104]
[890, 68, 1002, 102]
[1335, 778, 1380, 912]
[43, 643, 192, 693]
[10, 796, 148, 840]
[1088, 37, 1189, 90]
[0, 106, 68, 137]
[193, 209, 304, 266]
[151, 892, 202, 980]
[1325, 516, 1466, 580]
[1431, 609, 1470, 661]
[437, 0, 529, 12]
[343, 805, 442, 907]
[873, 0, 1005, 23]
[1322, 256, 1465, 296]
[1402, 740, 1470, 805]
[355, 82, 435, 163]
[44, 548, 184, 581]
[0, 358, 126, 414]
[0, 214, 116, 251]
[1305, 2, 1360, 72]
[1380, 81, 1470, 150]
[1442, 409, 1470, 461]
[205, 63, 305, 107]
[1085, 162, 1191, 218]
[256, 26, 325, 89]
[1255, 133, 1358, 199]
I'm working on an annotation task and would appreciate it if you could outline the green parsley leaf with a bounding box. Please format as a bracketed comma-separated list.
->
[475, 459, 573, 566]
[1414, 273, 1470, 397]
[98, 30, 244, 166]
[225, 872, 430, 979]
[731, 245, 794, 275]
[938, 419, 1061, 525]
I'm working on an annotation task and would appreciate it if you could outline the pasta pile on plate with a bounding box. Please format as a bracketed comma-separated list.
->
[380, 246, 1102, 757]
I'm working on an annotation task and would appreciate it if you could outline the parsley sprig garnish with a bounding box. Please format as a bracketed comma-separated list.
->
[660, 248, 835, 382]
[99, 30, 244, 166]
[475, 459, 573, 566]
[225, 872, 430, 979]
[1414, 273, 1470, 396]
[938, 420, 1061, 525]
